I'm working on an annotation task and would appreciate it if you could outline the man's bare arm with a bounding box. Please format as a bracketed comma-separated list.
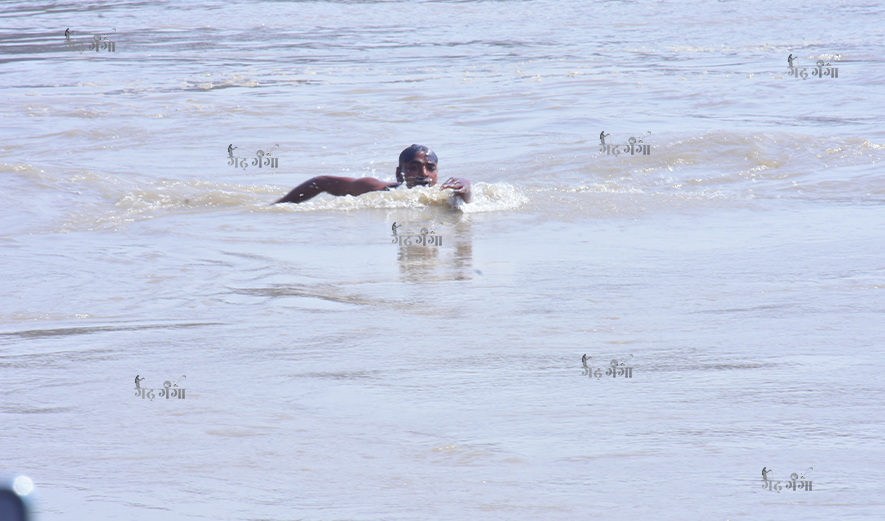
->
[274, 176, 398, 204]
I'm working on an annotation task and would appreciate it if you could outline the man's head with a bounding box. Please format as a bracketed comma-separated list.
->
[396, 144, 438, 187]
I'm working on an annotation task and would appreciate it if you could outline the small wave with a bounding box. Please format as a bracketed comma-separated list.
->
[59, 178, 268, 231]
[57, 178, 527, 231]
[457, 182, 529, 213]
[272, 182, 527, 213]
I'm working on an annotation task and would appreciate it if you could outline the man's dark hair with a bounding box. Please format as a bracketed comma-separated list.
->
[398, 144, 438, 168]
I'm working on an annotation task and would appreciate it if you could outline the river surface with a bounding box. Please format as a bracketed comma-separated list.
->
[1, 0, 884, 519]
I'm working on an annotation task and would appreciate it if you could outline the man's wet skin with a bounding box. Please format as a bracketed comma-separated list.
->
[273, 145, 471, 204]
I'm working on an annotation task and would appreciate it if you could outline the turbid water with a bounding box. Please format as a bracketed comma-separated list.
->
[1, 0, 884, 519]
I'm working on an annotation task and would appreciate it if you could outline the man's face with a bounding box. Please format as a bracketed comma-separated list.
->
[397, 151, 438, 188]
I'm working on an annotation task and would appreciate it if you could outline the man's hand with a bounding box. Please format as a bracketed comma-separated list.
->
[440, 177, 472, 203]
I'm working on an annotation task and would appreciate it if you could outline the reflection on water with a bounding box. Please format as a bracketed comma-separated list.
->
[392, 215, 475, 282]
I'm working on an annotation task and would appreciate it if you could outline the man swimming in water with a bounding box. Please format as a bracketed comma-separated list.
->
[273, 144, 472, 204]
